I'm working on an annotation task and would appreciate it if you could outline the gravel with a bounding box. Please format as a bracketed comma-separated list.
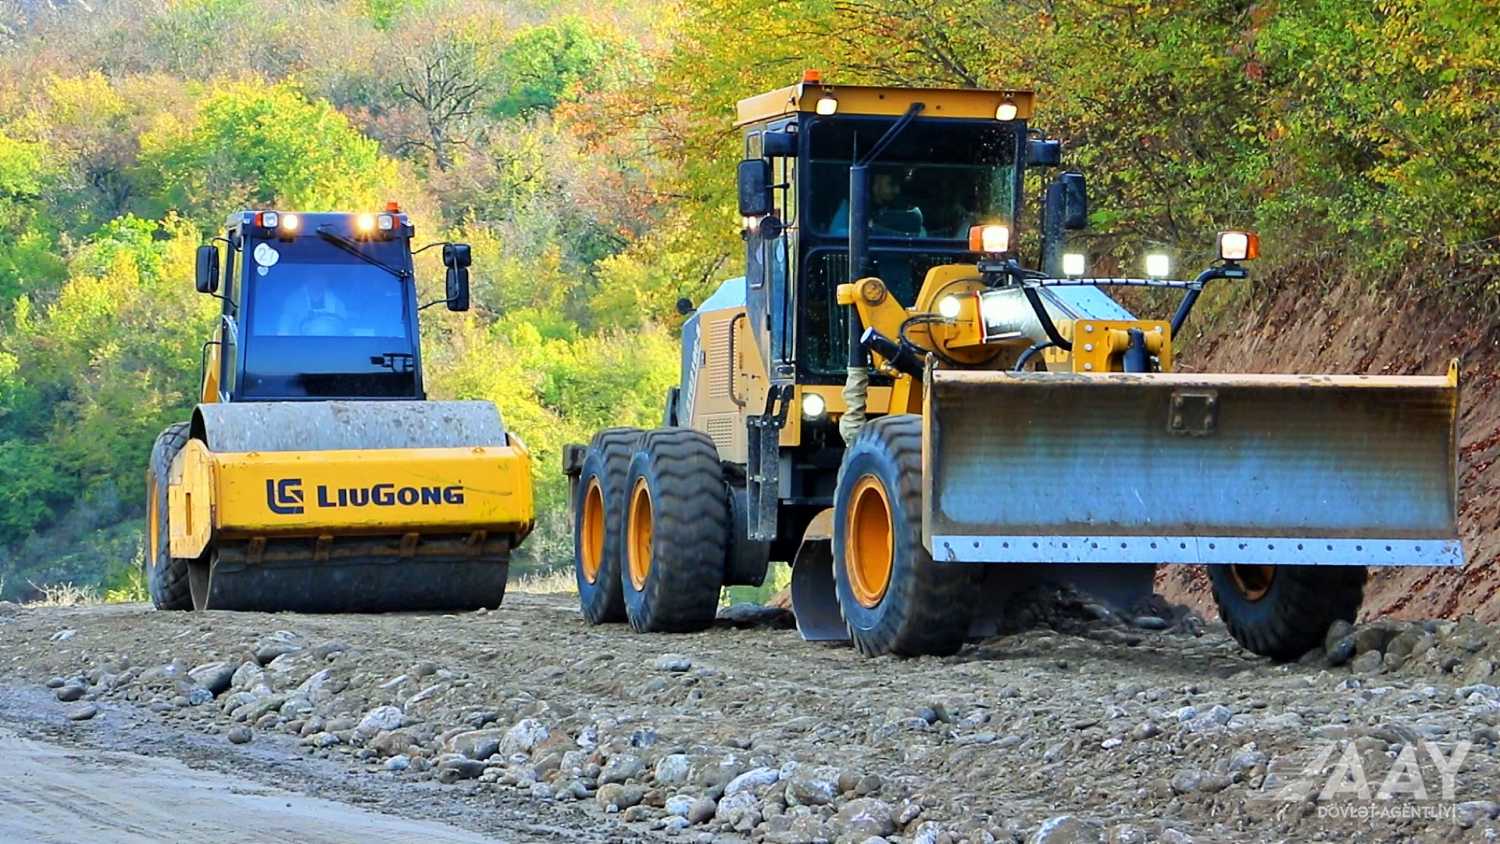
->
[5, 590, 1499, 842]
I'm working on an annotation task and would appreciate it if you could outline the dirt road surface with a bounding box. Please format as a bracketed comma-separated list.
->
[1, 591, 1498, 843]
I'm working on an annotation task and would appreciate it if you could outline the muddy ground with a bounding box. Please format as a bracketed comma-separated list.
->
[1, 590, 1498, 843]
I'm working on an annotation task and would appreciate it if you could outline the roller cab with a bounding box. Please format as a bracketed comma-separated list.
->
[146, 207, 534, 613]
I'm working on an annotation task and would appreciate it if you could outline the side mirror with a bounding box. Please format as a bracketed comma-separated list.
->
[763, 130, 796, 157]
[675, 297, 694, 316]
[195, 244, 220, 294]
[1027, 139, 1062, 167]
[442, 242, 472, 268]
[736, 160, 773, 217]
[1058, 171, 1088, 230]
[445, 265, 470, 312]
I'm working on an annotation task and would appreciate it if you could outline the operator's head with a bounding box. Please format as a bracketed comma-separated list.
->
[872, 171, 902, 204]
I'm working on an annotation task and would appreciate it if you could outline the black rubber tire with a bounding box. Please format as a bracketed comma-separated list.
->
[1208, 564, 1366, 660]
[833, 415, 978, 657]
[146, 422, 194, 611]
[620, 428, 728, 633]
[572, 427, 643, 624]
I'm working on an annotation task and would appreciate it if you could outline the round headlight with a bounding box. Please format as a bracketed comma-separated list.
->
[937, 296, 962, 320]
[801, 392, 827, 418]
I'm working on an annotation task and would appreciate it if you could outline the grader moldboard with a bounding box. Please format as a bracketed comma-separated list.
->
[146, 207, 534, 613]
[564, 76, 1463, 659]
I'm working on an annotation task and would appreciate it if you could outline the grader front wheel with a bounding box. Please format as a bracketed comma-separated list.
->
[620, 428, 728, 633]
[1208, 564, 1366, 661]
[832, 415, 977, 657]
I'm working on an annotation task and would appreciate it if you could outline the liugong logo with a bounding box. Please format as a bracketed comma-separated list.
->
[265, 478, 463, 514]
[265, 478, 305, 515]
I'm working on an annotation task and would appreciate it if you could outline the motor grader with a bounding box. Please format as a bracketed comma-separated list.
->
[145, 207, 534, 612]
[564, 76, 1462, 658]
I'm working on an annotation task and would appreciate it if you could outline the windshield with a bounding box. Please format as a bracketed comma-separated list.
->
[807, 118, 1018, 240]
[238, 236, 418, 399]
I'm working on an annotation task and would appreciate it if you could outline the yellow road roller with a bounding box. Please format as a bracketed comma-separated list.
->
[564, 76, 1462, 659]
[146, 207, 533, 612]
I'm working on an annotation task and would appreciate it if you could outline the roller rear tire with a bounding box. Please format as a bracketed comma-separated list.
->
[832, 415, 977, 656]
[1208, 564, 1366, 660]
[146, 422, 194, 611]
[572, 427, 643, 624]
[621, 428, 728, 633]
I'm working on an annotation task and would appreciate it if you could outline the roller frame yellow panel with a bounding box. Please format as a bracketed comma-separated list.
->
[169, 440, 534, 558]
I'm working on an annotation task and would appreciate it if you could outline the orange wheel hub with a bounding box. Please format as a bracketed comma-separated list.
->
[1228, 564, 1275, 601]
[846, 475, 894, 608]
[627, 478, 654, 591]
[147, 475, 159, 569]
[579, 478, 605, 584]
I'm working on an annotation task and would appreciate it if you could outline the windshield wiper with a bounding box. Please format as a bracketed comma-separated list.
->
[316, 227, 412, 280]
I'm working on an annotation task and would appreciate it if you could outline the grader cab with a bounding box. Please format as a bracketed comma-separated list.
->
[564, 76, 1462, 659]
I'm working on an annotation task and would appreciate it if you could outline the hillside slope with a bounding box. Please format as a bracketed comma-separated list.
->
[1158, 274, 1500, 622]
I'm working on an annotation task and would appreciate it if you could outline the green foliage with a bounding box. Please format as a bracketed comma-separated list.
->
[1, 0, 1496, 596]
[138, 82, 399, 226]
[490, 18, 624, 119]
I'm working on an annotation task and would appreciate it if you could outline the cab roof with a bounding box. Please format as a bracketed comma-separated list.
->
[223, 210, 414, 240]
[735, 78, 1035, 127]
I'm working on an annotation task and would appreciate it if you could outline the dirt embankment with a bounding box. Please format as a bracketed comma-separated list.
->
[1157, 273, 1500, 622]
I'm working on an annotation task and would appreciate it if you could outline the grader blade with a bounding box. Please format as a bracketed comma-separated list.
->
[923, 366, 1462, 567]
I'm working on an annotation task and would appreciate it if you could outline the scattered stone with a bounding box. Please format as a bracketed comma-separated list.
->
[654, 654, 693, 672]
[714, 790, 760, 828]
[1326, 637, 1356, 667]
[1351, 650, 1385, 675]
[55, 685, 86, 702]
[687, 797, 717, 824]
[385, 754, 410, 772]
[786, 766, 840, 805]
[725, 766, 780, 796]
[655, 753, 691, 785]
[446, 729, 502, 761]
[227, 726, 253, 744]
[501, 718, 548, 755]
[45, 677, 65, 689]
[355, 705, 404, 739]
[438, 759, 487, 783]
[833, 798, 895, 839]
[1133, 615, 1169, 630]
[1031, 815, 1104, 844]
[65, 702, 98, 721]
[596, 783, 646, 810]
[50, 629, 76, 642]
[187, 661, 236, 695]
[253, 631, 303, 665]
[601, 752, 645, 784]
